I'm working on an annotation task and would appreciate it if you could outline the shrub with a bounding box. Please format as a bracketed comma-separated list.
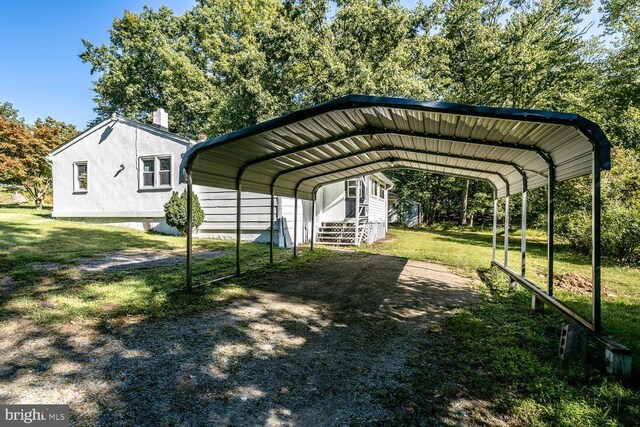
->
[562, 202, 640, 264]
[164, 189, 205, 235]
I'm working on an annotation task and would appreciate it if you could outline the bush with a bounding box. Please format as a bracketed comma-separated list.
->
[164, 189, 205, 235]
[562, 202, 640, 264]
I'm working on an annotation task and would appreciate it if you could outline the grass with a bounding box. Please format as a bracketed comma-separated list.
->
[2, 208, 639, 425]
[368, 226, 640, 368]
[0, 207, 333, 325]
[365, 226, 640, 425]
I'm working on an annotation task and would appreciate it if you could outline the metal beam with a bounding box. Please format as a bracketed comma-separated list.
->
[295, 158, 510, 196]
[186, 168, 193, 289]
[548, 165, 555, 296]
[312, 167, 498, 198]
[521, 177, 528, 277]
[269, 145, 527, 190]
[236, 179, 241, 277]
[310, 191, 316, 251]
[293, 190, 298, 258]
[492, 190, 498, 261]
[493, 261, 594, 330]
[236, 128, 553, 185]
[592, 150, 602, 332]
[269, 184, 275, 265]
[504, 191, 510, 267]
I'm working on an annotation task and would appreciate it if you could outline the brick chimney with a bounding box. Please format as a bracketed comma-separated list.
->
[152, 108, 169, 131]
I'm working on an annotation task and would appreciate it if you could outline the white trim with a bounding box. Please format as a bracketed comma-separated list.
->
[48, 116, 195, 159]
[138, 154, 174, 191]
[73, 161, 89, 193]
[49, 119, 113, 158]
[52, 210, 165, 218]
[373, 172, 393, 187]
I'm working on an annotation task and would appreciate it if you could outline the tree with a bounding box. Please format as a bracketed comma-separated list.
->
[596, 0, 640, 151]
[81, 0, 639, 241]
[0, 101, 24, 123]
[0, 116, 78, 209]
[164, 189, 205, 235]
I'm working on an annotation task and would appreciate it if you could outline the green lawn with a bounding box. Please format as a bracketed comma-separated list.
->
[367, 226, 640, 371]
[0, 207, 330, 325]
[1, 208, 639, 425]
[364, 226, 640, 425]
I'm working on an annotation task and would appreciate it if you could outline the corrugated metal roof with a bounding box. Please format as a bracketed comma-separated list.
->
[181, 95, 611, 199]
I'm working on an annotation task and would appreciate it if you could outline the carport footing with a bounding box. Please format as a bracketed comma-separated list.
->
[531, 295, 544, 313]
[559, 323, 588, 361]
[605, 349, 632, 381]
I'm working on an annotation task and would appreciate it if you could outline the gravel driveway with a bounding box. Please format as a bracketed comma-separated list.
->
[0, 254, 482, 426]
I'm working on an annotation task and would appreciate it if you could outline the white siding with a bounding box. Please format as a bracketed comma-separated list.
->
[194, 187, 306, 245]
[51, 120, 188, 218]
[318, 182, 345, 222]
[368, 195, 386, 222]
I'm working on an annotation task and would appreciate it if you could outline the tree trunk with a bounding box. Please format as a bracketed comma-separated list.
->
[428, 175, 443, 225]
[460, 179, 470, 225]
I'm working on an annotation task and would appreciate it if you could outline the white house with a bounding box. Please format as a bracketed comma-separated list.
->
[48, 109, 392, 246]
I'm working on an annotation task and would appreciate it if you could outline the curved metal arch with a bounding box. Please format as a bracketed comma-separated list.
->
[235, 127, 553, 185]
[310, 167, 499, 196]
[269, 145, 526, 191]
[293, 157, 510, 195]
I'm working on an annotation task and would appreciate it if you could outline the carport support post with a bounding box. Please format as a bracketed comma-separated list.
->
[269, 185, 275, 265]
[355, 180, 360, 246]
[492, 190, 497, 261]
[310, 191, 316, 251]
[504, 192, 509, 268]
[236, 180, 242, 277]
[592, 151, 602, 332]
[521, 181, 527, 278]
[548, 166, 555, 297]
[293, 190, 298, 258]
[186, 169, 193, 289]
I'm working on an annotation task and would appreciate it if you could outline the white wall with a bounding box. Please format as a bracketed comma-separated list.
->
[50, 119, 385, 244]
[318, 181, 346, 222]
[194, 187, 307, 246]
[51, 119, 188, 218]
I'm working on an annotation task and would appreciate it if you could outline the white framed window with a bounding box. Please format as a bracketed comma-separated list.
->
[346, 180, 357, 198]
[139, 155, 172, 190]
[73, 161, 88, 193]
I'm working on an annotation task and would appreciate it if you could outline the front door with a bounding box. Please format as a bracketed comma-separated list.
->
[345, 180, 357, 218]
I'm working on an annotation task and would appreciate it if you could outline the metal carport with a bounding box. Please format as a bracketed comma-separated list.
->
[180, 95, 629, 368]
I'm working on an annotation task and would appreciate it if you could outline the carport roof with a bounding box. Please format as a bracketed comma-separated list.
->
[181, 95, 611, 199]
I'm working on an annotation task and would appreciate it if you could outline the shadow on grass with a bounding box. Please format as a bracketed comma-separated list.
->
[416, 226, 631, 269]
[1, 214, 639, 425]
[0, 252, 490, 425]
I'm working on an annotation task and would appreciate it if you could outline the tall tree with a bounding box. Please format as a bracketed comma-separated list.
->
[0, 116, 77, 209]
[598, 0, 640, 150]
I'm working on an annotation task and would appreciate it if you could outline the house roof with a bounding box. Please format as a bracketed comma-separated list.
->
[181, 95, 610, 200]
[48, 115, 194, 158]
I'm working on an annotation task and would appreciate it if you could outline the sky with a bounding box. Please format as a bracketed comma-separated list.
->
[0, 1, 606, 131]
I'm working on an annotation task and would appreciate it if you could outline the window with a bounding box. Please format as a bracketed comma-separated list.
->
[139, 155, 172, 189]
[142, 159, 155, 187]
[74, 161, 88, 192]
[346, 180, 357, 198]
[159, 157, 171, 186]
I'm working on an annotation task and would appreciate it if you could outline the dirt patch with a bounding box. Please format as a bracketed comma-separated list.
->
[27, 249, 226, 274]
[1, 255, 486, 425]
[536, 269, 612, 297]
